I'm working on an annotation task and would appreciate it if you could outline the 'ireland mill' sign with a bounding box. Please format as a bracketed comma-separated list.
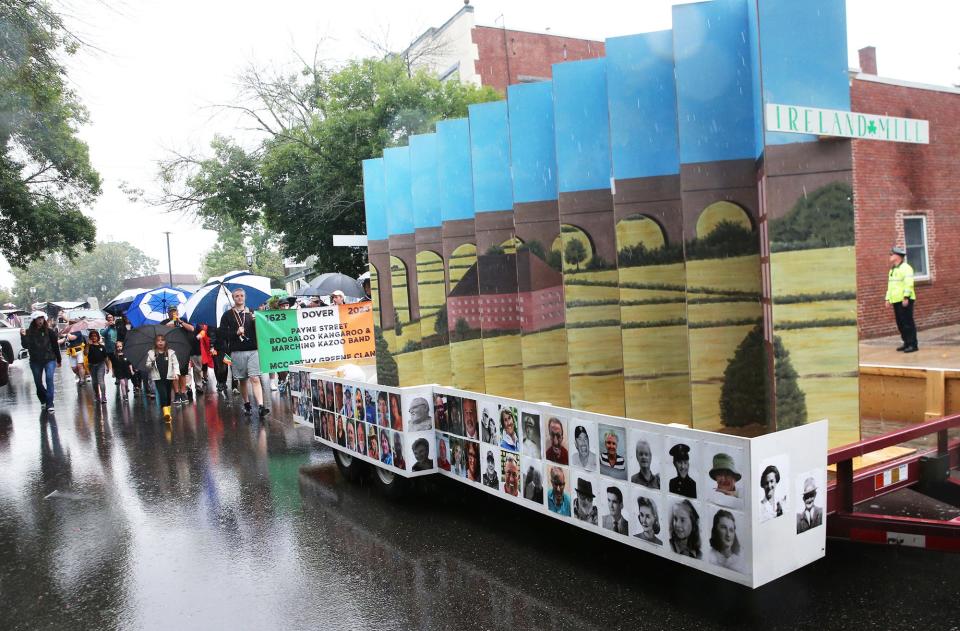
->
[766, 103, 929, 144]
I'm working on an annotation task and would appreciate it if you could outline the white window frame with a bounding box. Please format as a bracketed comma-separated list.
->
[902, 215, 931, 280]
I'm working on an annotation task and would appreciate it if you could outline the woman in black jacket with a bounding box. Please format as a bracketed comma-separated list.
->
[20, 312, 62, 412]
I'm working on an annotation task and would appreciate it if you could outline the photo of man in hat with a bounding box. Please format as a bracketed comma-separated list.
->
[668, 443, 697, 499]
[572, 475, 598, 525]
[886, 245, 918, 353]
[796, 476, 824, 533]
[708, 452, 743, 509]
[482, 448, 500, 489]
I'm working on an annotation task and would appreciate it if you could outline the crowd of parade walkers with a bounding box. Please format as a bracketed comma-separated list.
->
[16, 287, 357, 422]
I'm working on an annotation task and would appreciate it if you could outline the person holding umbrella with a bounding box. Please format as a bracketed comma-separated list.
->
[160, 305, 195, 404]
[218, 288, 268, 417]
[145, 334, 180, 423]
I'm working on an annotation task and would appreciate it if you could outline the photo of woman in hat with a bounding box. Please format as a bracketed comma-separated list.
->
[668, 442, 697, 499]
[706, 447, 744, 509]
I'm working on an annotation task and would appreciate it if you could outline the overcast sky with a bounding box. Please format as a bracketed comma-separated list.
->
[2, 0, 957, 289]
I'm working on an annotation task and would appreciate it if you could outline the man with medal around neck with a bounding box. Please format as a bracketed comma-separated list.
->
[218, 288, 268, 417]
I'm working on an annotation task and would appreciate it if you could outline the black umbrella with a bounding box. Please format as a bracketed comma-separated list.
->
[123, 324, 193, 373]
[295, 272, 366, 298]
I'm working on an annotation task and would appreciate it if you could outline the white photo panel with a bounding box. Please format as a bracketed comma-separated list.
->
[599, 480, 631, 538]
[568, 418, 597, 472]
[758, 455, 790, 524]
[631, 487, 665, 548]
[665, 437, 701, 500]
[570, 470, 600, 528]
[520, 456, 545, 507]
[703, 443, 745, 510]
[705, 505, 750, 575]
[627, 428, 663, 491]
[795, 468, 826, 535]
[542, 413, 570, 466]
[597, 423, 628, 481]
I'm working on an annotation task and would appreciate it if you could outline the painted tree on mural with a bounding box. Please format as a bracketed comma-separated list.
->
[769, 181, 854, 252]
[374, 326, 398, 386]
[719, 324, 806, 428]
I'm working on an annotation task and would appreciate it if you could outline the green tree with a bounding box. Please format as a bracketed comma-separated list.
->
[160, 55, 499, 277]
[200, 218, 285, 285]
[564, 239, 587, 271]
[12, 241, 157, 307]
[374, 326, 398, 386]
[454, 317, 470, 342]
[719, 324, 807, 429]
[769, 181, 854, 252]
[433, 303, 448, 339]
[0, 0, 101, 267]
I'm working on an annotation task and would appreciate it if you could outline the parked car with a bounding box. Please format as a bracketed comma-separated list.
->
[0, 319, 27, 364]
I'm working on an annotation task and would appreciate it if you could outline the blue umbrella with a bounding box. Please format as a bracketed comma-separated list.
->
[103, 287, 150, 316]
[181, 270, 271, 326]
[126, 286, 193, 327]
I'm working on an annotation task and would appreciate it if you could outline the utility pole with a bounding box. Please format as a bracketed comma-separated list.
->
[163, 231, 174, 286]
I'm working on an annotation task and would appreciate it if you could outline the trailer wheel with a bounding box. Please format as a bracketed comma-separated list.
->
[334, 449, 368, 482]
[372, 465, 409, 498]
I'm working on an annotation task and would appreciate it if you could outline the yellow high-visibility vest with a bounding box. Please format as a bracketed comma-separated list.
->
[886, 262, 916, 303]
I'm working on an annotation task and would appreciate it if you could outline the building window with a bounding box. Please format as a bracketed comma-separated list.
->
[903, 215, 930, 279]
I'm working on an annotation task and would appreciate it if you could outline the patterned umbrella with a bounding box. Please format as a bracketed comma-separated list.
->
[126, 287, 193, 327]
[181, 270, 271, 326]
[103, 288, 150, 316]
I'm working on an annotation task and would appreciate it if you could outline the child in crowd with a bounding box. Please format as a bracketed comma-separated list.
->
[112, 340, 136, 399]
[85, 330, 109, 403]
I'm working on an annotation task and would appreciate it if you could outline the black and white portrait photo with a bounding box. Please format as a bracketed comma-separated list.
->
[481, 444, 500, 489]
[410, 436, 434, 472]
[707, 507, 748, 574]
[704, 445, 744, 509]
[571, 472, 598, 525]
[669, 498, 702, 559]
[666, 439, 698, 499]
[796, 470, 825, 534]
[759, 455, 790, 523]
[632, 490, 663, 546]
[569, 420, 597, 472]
[521, 411, 542, 459]
[522, 457, 544, 505]
[600, 482, 630, 536]
[479, 399, 500, 446]
[405, 395, 433, 432]
[628, 429, 662, 490]
[598, 424, 627, 481]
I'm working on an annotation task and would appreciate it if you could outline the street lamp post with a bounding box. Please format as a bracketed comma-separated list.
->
[163, 231, 174, 286]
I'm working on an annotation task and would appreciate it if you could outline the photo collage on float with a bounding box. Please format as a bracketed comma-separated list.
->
[302, 370, 428, 475]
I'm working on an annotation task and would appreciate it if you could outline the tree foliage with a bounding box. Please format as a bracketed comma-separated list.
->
[374, 326, 398, 386]
[0, 0, 101, 267]
[685, 220, 759, 260]
[719, 324, 807, 429]
[769, 181, 854, 252]
[159, 55, 500, 278]
[200, 219, 285, 285]
[563, 239, 587, 271]
[12, 241, 157, 307]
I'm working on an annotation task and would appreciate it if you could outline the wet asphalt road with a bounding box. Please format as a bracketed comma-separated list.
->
[0, 363, 957, 631]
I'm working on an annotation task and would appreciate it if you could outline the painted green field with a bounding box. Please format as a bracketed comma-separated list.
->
[771, 246, 856, 297]
[483, 334, 525, 399]
[395, 350, 424, 387]
[450, 338, 485, 392]
[566, 325, 625, 416]
[421, 344, 452, 386]
[687, 301, 762, 325]
[521, 328, 571, 406]
[774, 300, 857, 322]
[795, 375, 860, 448]
[625, 375, 692, 425]
[686, 255, 762, 295]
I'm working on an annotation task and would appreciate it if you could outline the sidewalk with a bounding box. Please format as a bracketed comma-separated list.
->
[860, 323, 960, 370]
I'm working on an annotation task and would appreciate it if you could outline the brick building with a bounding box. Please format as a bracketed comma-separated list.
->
[403, 2, 604, 94]
[852, 47, 960, 337]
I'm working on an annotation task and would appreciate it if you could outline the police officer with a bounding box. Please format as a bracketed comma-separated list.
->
[886, 246, 918, 353]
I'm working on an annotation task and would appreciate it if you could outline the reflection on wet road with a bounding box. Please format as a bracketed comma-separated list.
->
[0, 365, 956, 630]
